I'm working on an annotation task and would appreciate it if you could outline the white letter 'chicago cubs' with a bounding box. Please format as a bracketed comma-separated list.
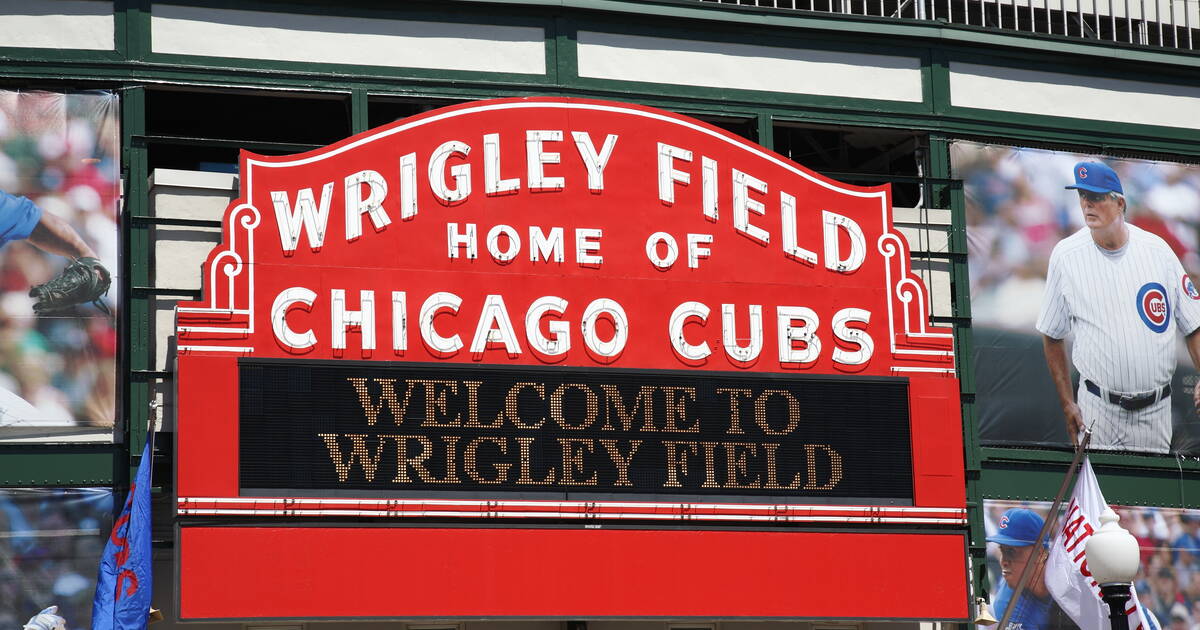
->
[1037, 161, 1200, 454]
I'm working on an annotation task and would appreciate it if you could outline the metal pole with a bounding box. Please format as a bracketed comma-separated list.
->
[1127, 0, 1133, 41]
[1112, 0, 1117, 40]
[1100, 584, 1133, 630]
[1158, 0, 1165, 45]
[1188, 0, 1194, 49]
[996, 430, 1093, 630]
[1169, 0, 1177, 45]
[1187, 0, 1194, 48]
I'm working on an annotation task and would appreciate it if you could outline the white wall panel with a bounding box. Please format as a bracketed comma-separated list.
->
[577, 31, 924, 103]
[151, 5, 546, 75]
[950, 62, 1200, 131]
[0, 0, 113, 51]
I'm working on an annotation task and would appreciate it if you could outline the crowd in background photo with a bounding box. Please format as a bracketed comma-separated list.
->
[987, 501, 1200, 630]
[0, 90, 119, 433]
[0, 488, 111, 629]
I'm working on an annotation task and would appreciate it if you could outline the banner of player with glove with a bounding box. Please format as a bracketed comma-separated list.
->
[0, 189, 113, 431]
[0, 191, 111, 314]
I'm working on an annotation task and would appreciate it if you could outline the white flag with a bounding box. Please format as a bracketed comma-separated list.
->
[1045, 457, 1159, 630]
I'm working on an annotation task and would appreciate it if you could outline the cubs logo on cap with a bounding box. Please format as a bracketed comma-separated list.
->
[987, 508, 1045, 547]
[1137, 282, 1170, 333]
[1066, 161, 1124, 195]
[1184, 274, 1200, 301]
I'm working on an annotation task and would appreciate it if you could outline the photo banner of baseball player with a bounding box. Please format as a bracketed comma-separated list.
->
[985, 498, 1200, 630]
[0, 90, 119, 443]
[0, 487, 114, 628]
[174, 97, 968, 620]
[953, 141, 1200, 456]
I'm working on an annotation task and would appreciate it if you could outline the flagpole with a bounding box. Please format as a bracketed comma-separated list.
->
[144, 416, 155, 489]
[996, 429, 1093, 630]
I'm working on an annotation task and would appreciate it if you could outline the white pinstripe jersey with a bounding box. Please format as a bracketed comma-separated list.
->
[1036, 224, 1200, 393]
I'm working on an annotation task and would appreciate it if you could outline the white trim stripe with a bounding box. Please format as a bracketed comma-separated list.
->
[176, 508, 965, 524]
[0, 0, 114, 51]
[151, 5, 546, 75]
[178, 326, 251, 334]
[576, 31, 924, 103]
[950, 62, 1200, 132]
[177, 497, 966, 524]
[178, 345, 254, 353]
[892, 367, 957, 373]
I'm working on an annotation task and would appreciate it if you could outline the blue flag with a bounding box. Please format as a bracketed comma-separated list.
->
[92, 437, 153, 630]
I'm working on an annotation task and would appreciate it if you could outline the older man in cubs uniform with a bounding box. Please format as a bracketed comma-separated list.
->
[1038, 161, 1200, 454]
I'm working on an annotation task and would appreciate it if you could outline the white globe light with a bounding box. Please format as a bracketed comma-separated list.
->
[1084, 508, 1140, 585]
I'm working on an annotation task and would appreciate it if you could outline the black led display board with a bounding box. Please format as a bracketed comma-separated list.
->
[239, 360, 913, 503]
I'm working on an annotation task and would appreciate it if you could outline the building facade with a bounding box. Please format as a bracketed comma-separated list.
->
[2, 0, 1200, 628]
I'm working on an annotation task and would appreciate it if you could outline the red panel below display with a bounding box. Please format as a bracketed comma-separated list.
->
[179, 527, 967, 620]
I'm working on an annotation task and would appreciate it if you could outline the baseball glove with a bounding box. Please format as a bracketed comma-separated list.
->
[29, 257, 112, 315]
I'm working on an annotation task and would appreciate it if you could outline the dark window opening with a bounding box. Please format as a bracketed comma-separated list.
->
[773, 123, 927, 207]
[368, 97, 465, 129]
[146, 89, 351, 172]
[147, 143, 300, 174]
[691, 114, 758, 143]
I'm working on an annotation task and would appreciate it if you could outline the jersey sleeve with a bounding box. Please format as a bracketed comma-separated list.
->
[1036, 249, 1072, 339]
[1171, 255, 1200, 335]
[0, 191, 43, 246]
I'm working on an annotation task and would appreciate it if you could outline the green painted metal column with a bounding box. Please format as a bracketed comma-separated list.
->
[929, 132, 987, 609]
[756, 113, 774, 151]
[351, 88, 370, 135]
[123, 86, 150, 467]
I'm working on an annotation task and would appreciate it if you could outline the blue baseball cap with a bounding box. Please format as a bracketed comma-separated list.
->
[1066, 161, 1124, 195]
[988, 508, 1045, 547]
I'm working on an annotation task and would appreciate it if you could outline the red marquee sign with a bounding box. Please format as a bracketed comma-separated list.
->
[174, 97, 966, 620]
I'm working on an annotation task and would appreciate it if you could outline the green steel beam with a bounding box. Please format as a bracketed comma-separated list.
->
[554, 16, 579, 86]
[0, 66, 1194, 160]
[756, 113, 774, 150]
[981, 447, 1200, 507]
[0, 445, 118, 487]
[0, 31, 1197, 156]
[926, 50, 951, 117]
[118, 0, 150, 62]
[123, 86, 150, 461]
[351, 88, 370, 134]
[930, 132, 988, 604]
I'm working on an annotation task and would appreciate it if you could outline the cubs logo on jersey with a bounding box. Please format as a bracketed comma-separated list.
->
[1183, 274, 1200, 300]
[1137, 282, 1170, 333]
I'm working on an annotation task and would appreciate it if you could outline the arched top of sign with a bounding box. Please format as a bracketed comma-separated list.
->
[239, 99, 881, 200]
[177, 97, 954, 376]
